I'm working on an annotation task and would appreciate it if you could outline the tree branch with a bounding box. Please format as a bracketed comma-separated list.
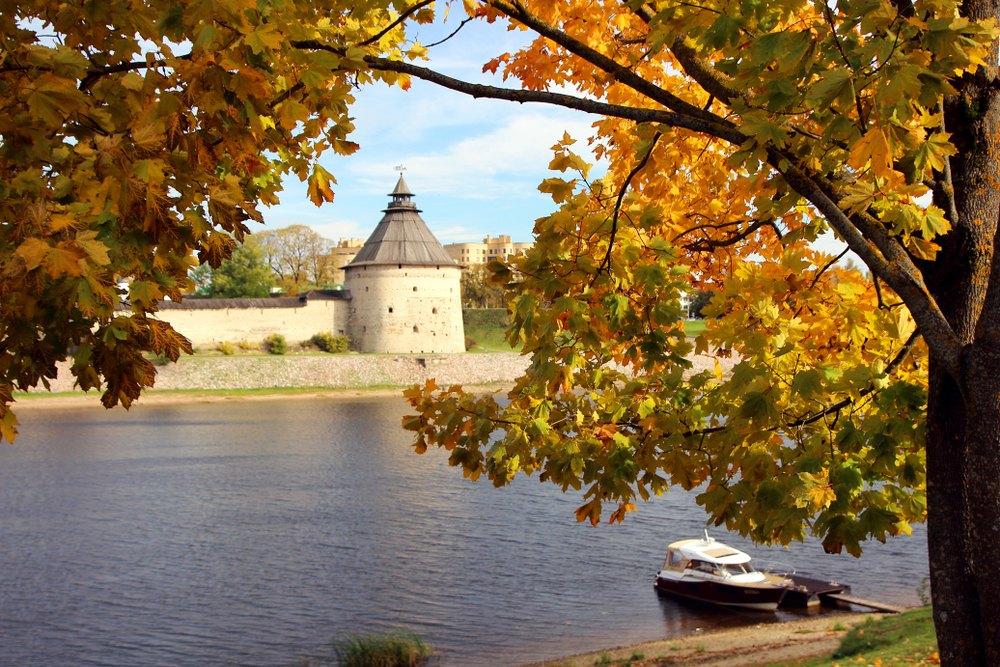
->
[786, 329, 922, 429]
[595, 132, 663, 280]
[424, 17, 476, 48]
[674, 217, 783, 251]
[767, 149, 962, 377]
[486, 0, 730, 129]
[357, 0, 436, 47]
[298, 49, 748, 143]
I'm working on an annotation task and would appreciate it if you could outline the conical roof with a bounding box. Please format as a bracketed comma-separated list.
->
[347, 176, 456, 267]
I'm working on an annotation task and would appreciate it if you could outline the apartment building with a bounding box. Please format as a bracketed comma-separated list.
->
[443, 235, 533, 265]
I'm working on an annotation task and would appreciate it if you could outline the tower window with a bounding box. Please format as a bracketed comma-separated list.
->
[365, 286, 369, 292]
[413, 286, 418, 292]
[413, 325, 419, 333]
[388, 306, 393, 313]
[432, 307, 438, 314]
[398, 264, 402, 269]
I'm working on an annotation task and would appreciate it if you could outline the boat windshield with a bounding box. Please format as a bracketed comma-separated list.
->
[719, 563, 755, 576]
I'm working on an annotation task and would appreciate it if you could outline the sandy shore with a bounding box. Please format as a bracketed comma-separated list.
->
[519, 613, 881, 667]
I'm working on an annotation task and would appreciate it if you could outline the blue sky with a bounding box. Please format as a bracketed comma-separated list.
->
[261, 15, 600, 245]
[259, 12, 851, 262]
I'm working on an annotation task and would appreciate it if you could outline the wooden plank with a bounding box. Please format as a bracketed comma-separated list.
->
[822, 593, 905, 613]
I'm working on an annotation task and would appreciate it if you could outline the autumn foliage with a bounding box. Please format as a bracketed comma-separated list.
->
[5, 0, 1000, 662]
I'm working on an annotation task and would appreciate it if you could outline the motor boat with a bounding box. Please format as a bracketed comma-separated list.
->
[654, 534, 793, 610]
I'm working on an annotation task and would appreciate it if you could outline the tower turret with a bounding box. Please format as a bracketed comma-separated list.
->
[344, 177, 465, 353]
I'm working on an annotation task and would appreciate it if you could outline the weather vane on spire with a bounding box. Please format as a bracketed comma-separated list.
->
[394, 164, 406, 172]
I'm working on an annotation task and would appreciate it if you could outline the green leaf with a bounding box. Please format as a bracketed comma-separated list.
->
[739, 390, 779, 423]
[790, 369, 823, 400]
[809, 68, 855, 110]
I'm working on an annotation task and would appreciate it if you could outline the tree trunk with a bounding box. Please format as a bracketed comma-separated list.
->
[964, 342, 1000, 663]
[926, 362, 985, 664]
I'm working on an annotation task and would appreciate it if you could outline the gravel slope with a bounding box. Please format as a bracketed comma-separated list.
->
[36, 351, 737, 394]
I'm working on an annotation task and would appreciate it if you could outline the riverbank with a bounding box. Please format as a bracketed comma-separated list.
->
[519, 614, 874, 667]
[518, 606, 941, 667]
[15, 350, 737, 409]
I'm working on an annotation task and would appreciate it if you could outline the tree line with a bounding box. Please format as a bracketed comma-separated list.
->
[190, 225, 340, 298]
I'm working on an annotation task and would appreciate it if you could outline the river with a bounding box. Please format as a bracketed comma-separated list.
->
[0, 395, 928, 666]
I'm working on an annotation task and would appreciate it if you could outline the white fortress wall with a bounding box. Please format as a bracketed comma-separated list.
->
[156, 298, 349, 348]
[346, 263, 464, 354]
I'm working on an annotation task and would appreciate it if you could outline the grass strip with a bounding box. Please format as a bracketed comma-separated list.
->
[762, 607, 938, 667]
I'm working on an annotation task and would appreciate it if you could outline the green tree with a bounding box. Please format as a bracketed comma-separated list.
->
[687, 289, 714, 319]
[208, 238, 275, 298]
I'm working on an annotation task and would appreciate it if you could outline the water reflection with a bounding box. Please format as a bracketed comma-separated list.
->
[0, 396, 928, 667]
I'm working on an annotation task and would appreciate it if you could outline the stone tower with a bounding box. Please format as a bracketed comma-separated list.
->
[344, 176, 465, 353]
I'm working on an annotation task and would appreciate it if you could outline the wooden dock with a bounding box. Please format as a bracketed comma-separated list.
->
[822, 593, 905, 613]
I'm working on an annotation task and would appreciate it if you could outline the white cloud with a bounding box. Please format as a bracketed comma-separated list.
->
[347, 110, 599, 198]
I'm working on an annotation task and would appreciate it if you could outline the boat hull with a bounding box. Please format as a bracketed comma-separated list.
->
[654, 575, 788, 611]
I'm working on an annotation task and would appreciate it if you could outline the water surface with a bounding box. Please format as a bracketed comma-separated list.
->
[0, 396, 928, 666]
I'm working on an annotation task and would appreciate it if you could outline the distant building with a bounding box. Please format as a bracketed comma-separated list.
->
[444, 235, 533, 265]
[344, 176, 465, 354]
[328, 237, 366, 286]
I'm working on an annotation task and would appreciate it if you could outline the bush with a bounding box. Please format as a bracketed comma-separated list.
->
[237, 339, 259, 351]
[262, 333, 287, 355]
[331, 629, 430, 667]
[216, 341, 235, 355]
[465, 334, 478, 351]
[311, 331, 350, 353]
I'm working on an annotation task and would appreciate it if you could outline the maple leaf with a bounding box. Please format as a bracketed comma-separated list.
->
[306, 165, 336, 206]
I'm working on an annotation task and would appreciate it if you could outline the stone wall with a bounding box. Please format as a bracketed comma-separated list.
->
[345, 263, 464, 354]
[41, 352, 533, 393]
[156, 299, 348, 348]
[36, 350, 735, 394]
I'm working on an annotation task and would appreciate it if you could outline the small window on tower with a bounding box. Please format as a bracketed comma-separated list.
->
[413, 286, 418, 292]
[413, 325, 419, 333]
[388, 306, 393, 313]
[432, 307, 438, 314]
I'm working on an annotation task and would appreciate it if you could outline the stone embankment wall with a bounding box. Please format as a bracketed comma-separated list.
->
[40, 351, 735, 394]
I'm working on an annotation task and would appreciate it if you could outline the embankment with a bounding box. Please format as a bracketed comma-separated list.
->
[29, 350, 735, 396]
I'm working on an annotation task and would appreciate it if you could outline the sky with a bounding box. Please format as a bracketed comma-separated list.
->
[259, 11, 851, 261]
[260, 14, 602, 245]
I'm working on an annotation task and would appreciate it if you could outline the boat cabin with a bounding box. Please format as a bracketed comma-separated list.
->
[660, 537, 765, 582]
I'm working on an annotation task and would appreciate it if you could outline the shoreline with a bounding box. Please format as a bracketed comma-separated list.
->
[12, 349, 738, 411]
[517, 612, 885, 667]
[12, 382, 514, 410]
